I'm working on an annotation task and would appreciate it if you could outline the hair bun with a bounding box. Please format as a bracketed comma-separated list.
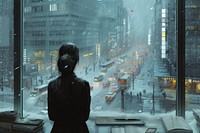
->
[57, 54, 73, 74]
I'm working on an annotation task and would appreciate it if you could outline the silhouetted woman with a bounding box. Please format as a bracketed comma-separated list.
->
[48, 43, 91, 133]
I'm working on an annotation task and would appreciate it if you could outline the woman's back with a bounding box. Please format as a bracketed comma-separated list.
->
[48, 73, 91, 133]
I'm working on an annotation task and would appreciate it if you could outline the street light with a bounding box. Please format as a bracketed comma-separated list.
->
[0, 61, 3, 91]
[152, 82, 155, 115]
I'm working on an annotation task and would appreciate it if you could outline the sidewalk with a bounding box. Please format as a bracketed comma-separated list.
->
[126, 56, 161, 98]
[0, 86, 13, 95]
[165, 89, 200, 104]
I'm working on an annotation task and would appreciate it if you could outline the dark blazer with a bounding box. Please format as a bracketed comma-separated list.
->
[48, 73, 91, 133]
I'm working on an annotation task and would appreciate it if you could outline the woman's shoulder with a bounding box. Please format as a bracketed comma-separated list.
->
[74, 76, 89, 87]
[48, 76, 60, 87]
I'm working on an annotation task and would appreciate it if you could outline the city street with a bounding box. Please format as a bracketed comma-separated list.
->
[88, 56, 170, 114]
[0, 50, 200, 115]
[73, 51, 175, 114]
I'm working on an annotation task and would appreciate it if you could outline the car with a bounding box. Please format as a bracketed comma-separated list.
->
[40, 107, 48, 115]
[94, 75, 104, 82]
[100, 68, 107, 74]
[102, 80, 110, 87]
[105, 91, 117, 103]
[29, 90, 39, 97]
[110, 85, 119, 93]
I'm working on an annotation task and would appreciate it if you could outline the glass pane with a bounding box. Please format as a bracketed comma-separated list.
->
[0, 0, 14, 111]
[185, 1, 200, 110]
[22, 0, 177, 132]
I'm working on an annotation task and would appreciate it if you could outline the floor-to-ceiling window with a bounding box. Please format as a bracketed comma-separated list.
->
[1, 0, 200, 132]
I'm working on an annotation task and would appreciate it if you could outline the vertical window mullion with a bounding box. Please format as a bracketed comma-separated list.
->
[176, 0, 185, 118]
[14, 0, 24, 117]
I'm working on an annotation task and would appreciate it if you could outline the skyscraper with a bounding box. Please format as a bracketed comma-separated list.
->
[24, 0, 98, 72]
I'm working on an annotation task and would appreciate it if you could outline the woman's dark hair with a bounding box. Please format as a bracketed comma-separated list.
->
[57, 43, 79, 75]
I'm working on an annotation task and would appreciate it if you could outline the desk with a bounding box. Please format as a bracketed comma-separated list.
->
[0, 118, 44, 133]
[94, 116, 166, 133]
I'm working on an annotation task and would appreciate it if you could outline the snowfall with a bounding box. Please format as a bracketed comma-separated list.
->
[0, 59, 200, 133]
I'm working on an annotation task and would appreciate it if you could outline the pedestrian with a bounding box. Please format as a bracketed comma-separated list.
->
[130, 91, 132, 101]
[162, 92, 166, 99]
[40, 76, 43, 85]
[139, 92, 142, 99]
[48, 43, 91, 133]
[137, 93, 139, 99]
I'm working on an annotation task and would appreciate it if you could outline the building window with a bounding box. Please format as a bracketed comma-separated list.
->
[24, 7, 32, 13]
[49, 4, 57, 11]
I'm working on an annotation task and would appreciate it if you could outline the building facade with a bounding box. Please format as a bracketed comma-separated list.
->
[185, 0, 200, 78]
[166, 0, 200, 78]
[24, 0, 99, 73]
[97, 0, 128, 61]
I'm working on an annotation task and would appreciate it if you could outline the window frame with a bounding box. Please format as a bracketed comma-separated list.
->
[14, 0, 24, 117]
[176, 0, 185, 118]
